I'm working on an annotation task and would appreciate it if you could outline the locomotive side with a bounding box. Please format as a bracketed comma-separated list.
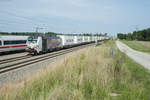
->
[0, 36, 28, 53]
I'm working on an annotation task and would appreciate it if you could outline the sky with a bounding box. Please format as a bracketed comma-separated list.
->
[0, 0, 150, 36]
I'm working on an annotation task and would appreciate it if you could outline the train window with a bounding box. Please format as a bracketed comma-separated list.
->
[4, 40, 26, 45]
[4, 41, 10, 45]
[0, 41, 1, 45]
[16, 40, 26, 44]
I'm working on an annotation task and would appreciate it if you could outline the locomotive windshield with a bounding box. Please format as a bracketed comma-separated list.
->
[28, 37, 37, 43]
[28, 40, 37, 43]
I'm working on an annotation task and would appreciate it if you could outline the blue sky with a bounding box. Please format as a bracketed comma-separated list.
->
[0, 0, 150, 35]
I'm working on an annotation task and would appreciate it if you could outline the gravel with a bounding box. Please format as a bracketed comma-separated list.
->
[0, 52, 28, 61]
[116, 41, 150, 70]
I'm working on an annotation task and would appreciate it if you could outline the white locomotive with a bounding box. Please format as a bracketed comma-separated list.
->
[26, 36, 62, 54]
[26, 35, 109, 55]
[0, 36, 28, 53]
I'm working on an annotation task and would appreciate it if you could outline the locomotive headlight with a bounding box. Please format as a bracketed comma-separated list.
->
[33, 45, 39, 49]
[36, 45, 39, 48]
[33, 46, 37, 50]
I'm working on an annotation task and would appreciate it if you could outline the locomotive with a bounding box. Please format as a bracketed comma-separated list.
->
[26, 36, 62, 55]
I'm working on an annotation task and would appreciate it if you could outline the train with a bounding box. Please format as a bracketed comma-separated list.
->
[26, 35, 109, 55]
[0, 36, 29, 54]
[0, 35, 109, 55]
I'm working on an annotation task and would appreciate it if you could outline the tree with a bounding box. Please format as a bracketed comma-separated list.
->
[117, 33, 126, 39]
[117, 27, 150, 41]
[146, 28, 150, 41]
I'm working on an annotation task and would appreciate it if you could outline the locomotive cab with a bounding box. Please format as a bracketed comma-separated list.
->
[26, 36, 42, 54]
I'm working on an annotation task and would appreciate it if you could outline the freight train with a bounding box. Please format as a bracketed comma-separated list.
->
[26, 35, 109, 55]
[0, 36, 28, 54]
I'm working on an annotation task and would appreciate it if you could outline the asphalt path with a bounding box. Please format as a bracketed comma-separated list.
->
[116, 41, 150, 70]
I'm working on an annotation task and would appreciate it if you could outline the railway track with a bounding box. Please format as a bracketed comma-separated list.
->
[0, 43, 94, 74]
[0, 55, 32, 65]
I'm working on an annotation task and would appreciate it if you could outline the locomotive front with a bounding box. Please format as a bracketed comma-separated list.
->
[26, 36, 42, 55]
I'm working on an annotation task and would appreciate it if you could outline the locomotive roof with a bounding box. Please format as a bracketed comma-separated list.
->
[43, 36, 60, 39]
[0, 36, 29, 41]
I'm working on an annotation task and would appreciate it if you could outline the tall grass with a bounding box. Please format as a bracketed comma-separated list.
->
[0, 41, 149, 100]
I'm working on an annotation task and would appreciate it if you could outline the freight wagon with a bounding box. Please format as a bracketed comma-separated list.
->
[57, 35, 74, 47]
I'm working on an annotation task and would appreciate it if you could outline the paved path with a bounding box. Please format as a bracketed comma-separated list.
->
[116, 41, 150, 70]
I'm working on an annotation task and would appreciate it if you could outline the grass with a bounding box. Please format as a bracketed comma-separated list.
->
[121, 40, 150, 53]
[124, 54, 150, 100]
[0, 40, 150, 100]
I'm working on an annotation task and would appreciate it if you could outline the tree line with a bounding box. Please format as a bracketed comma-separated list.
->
[0, 32, 108, 37]
[117, 28, 150, 41]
